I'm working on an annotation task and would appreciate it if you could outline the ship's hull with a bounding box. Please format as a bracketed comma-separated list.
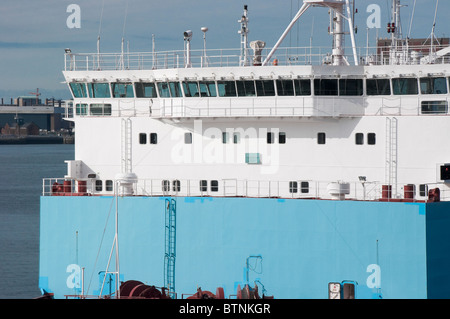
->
[39, 196, 450, 299]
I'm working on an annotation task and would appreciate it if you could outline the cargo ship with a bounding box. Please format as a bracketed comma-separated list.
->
[39, 0, 450, 299]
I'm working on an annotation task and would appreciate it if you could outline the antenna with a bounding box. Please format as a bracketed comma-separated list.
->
[201, 27, 209, 67]
[238, 5, 249, 66]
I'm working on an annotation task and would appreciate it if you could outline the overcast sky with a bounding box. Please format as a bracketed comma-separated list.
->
[0, 0, 448, 99]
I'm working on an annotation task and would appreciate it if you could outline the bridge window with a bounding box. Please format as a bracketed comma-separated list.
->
[339, 79, 363, 96]
[420, 77, 447, 95]
[366, 79, 391, 95]
[88, 83, 111, 98]
[217, 81, 237, 97]
[255, 80, 275, 96]
[294, 79, 311, 96]
[276, 80, 295, 96]
[112, 82, 134, 98]
[135, 82, 157, 98]
[158, 82, 182, 98]
[314, 79, 338, 96]
[199, 81, 217, 97]
[392, 78, 418, 95]
[69, 82, 88, 98]
[236, 80, 256, 97]
[183, 81, 200, 97]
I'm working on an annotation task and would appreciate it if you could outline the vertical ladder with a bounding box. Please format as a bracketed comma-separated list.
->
[121, 118, 132, 174]
[385, 117, 398, 197]
[164, 198, 176, 298]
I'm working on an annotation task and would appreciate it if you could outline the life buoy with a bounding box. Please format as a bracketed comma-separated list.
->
[273, 59, 278, 66]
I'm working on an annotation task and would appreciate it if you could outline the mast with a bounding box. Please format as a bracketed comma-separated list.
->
[238, 5, 250, 66]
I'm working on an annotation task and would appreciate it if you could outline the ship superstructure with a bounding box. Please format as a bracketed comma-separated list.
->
[39, 1, 450, 299]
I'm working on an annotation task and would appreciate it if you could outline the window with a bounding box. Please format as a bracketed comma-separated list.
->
[367, 133, 376, 145]
[90, 104, 112, 116]
[75, 103, 87, 115]
[317, 132, 326, 144]
[69, 82, 88, 98]
[112, 82, 134, 98]
[217, 81, 237, 97]
[88, 83, 111, 98]
[200, 180, 208, 192]
[173, 180, 181, 192]
[366, 79, 391, 95]
[183, 81, 200, 97]
[314, 79, 338, 96]
[106, 180, 113, 191]
[150, 133, 158, 144]
[169, 82, 182, 97]
[276, 80, 295, 96]
[184, 132, 192, 144]
[440, 165, 450, 180]
[267, 132, 274, 144]
[294, 79, 311, 96]
[419, 184, 428, 197]
[392, 78, 418, 95]
[289, 181, 298, 193]
[162, 180, 170, 192]
[199, 81, 217, 97]
[301, 181, 309, 193]
[279, 132, 286, 144]
[95, 180, 102, 191]
[233, 133, 240, 144]
[420, 77, 447, 94]
[355, 133, 364, 145]
[236, 80, 256, 96]
[222, 132, 229, 144]
[157, 82, 171, 97]
[211, 180, 219, 192]
[245, 153, 261, 164]
[339, 79, 363, 96]
[255, 80, 275, 96]
[135, 82, 157, 98]
[139, 133, 147, 144]
[421, 101, 448, 114]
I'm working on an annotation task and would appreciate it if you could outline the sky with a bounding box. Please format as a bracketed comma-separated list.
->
[0, 0, 449, 100]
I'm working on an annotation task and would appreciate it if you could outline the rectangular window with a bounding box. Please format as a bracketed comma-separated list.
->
[217, 81, 237, 97]
[162, 180, 170, 192]
[233, 133, 240, 144]
[301, 181, 309, 193]
[106, 180, 113, 192]
[294, 79, 312, 96]
[366, 79, 391, 95]
[75, 103, 87, 115]
[355, 133, 364, 145]
[150, 133, 157, 144]
[314, 79, 338, 96]
[211, 180, 219, 192]
[317, 132, 326, 144]
[169, 82, 182, 97]
[199, 81, 217, 97]
[392, 78, 418, 95]
[135, 82, 157, 98]
[69, 82, 88, 98]
[88, 83, 111, 98]
[267, 132, 274, 144]
[157, 82, 171, 98]
[112, 82, 134, 98]
[183, 81, 200, 97]
[419, 184, 428, 197]
[95, 180, 102, 191]
[222, 132, 229, 144]
[245, 153, 261, 164]
[276, 80, 295, 96]
[367, 133, 376, 145]
[420, 77, 447, 95]
[173, 180, 181, 192]
[139, 133, 147, 144]
[200, 180, 208, 192]
[289, 181, 298, 193]
[255, 80, 275, 96]
[279, 132, 286, 144]
[90, 104, 112, 116]
[236, 80, 256, 97]
[421, 101, 448, 114]
[339, 79, 363, 96]
[185, 132, 192, 144]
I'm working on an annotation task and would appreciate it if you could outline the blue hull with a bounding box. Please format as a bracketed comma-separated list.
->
[39, 196, 450, 299]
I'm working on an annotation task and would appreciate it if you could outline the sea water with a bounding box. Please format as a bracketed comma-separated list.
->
[0, 144, 74, 298]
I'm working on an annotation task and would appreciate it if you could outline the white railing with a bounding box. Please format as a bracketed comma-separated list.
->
[42, 177, 448, 202]
[64, 45, 450, 71]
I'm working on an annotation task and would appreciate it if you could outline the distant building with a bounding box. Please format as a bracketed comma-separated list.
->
[14, 96, 42, 106]
[1, 122, 40, 136]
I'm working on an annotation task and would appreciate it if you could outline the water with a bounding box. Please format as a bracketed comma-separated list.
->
[0, 144, 74, 299]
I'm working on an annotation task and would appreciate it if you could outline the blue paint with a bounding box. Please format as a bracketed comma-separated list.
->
[39, 196, 450, 299]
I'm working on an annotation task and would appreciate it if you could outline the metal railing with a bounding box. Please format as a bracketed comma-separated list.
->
[42, 177, 448, 202]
